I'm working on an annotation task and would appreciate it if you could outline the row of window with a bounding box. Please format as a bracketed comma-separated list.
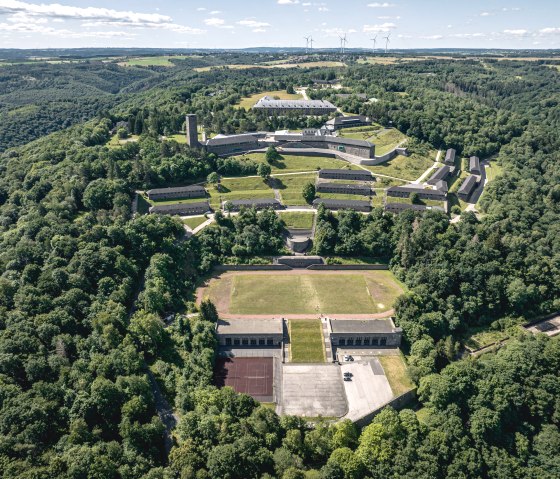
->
[337, 337, 387, 346]
[224, 337, 278, 346]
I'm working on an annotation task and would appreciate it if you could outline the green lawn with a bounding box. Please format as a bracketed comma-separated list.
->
[339, 127, 407, 155]
[167, 134, 187, 144]
[378, 355, 415, 396]
[237, 90, 303, 109]
[463, 325, 519, 351]
[235, 153, 360, 174]
[274, 174, 317, 206]
[364, 152, 436, 181]
[137, 194, 151, 215]
[484, 162, 503, 183]
[107, 134, 139, 148]
[227, 271, 404, 315]
[182, 216, 208, 230]
[207, 177, 275, 209]
[121, 55, 189, 67]
[278, 212, 315, 229]
[289, 319, 326, 363]
[388, 196, 445, 208]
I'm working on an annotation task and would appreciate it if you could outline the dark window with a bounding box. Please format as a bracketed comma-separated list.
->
[259, 338, 265, 345]
[250, 339, 257, 346]
[380, 337, 387, 346]
[355, 337, 362, 346]
[225, 338, 232, 346]
[242, 338, 249, 345]
[234, 338, 240, 346]
[267, 338, 274, 345]
[347, 338, 354, 346]
[372, 338, 379, 346]
[363, 338, 370, 345]
[339, 338, 346, 346]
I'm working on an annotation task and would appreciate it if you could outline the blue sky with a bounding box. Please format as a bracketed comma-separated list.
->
[0, 0, 559, 49]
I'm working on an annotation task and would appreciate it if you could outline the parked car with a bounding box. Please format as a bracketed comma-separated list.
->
[343, 355, 354, 362]
[343, 376, 352, 381]
[343, 371, 352, 377]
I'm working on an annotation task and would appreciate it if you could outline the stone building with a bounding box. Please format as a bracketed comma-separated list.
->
[252, 96, 337, 115]
[216, 318, 283, 347]
[316, 182, 372, 196]
[318, 169, 374, 181]
[386, 186, 447, 201]
[457, 174, 478, 201]
[147, 185, 206, 201]
[328, 318, 402, 347]
[149, 202, 210, 216]
[313, 198, 371, 212]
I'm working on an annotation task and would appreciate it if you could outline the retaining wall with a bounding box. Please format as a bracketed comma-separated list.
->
[213, 264, 292, 272]
[307, 264, 389, 271]
[354, 389, 417, 428]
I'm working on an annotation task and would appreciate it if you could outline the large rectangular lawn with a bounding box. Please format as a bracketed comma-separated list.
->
[228, 271, 403, 314]
[289, 319, 325, 363]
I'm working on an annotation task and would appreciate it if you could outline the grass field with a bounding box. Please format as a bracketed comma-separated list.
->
[378, 355, 415, 396]
[364, 152, 435, 181]
[216, 270, 404, 315]
[289, 319, 326, 363]
[182, 216, 208, 230]
[484, 162, 503, 183]
[107, 134, 139, 148]
[237, 90, 302, 109]
[279, 212, 315, 229]
[274, 174, 317, 206]
[195, 61, 346, 72]
[120, 55, 190, 67]
[235, 153, 361, 174]
[207, 177, 274, 208]
[339, 127, 407, 156]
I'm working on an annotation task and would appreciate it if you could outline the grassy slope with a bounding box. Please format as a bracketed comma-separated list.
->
[182, 216, 208, 230]
[275, 173, 317, 206]
[378, 355, 415, 396]
[289, 319, 326, 363]
[364, 152, 435, 181]
[237, 90, 302, 109]
[236, 153, 361, 174]
[278, 212, 315, 229]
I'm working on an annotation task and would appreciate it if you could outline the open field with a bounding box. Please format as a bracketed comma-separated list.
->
[484, 162, 504, 183]
[119, 55, 191, 67]
[235, 153, 361, 174]
[378, 355, 415, 396]
[236, 90, 302, 109]
[107, 134, 139, 148]
[364, 152, 436, 181]
[182, 216, 208, 230]
[208, 177, 274, 208]
[274, 173, 317, 206]
[339, 126, 407, 155]
[200, 270, 404, 315]
[289, 319, 326, 363]
[278, 211, 315, 229]
[195, 61, 346, 72]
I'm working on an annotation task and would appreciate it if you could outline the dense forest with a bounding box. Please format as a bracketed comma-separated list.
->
[0, 54, 559, 478]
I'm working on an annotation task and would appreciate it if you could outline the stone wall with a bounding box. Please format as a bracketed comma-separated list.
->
[354, 389, 417, 428]
[307, 264, 389, 271]
[213, 264, 292, 272]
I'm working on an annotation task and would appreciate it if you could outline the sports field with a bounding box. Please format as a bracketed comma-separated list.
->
[200, 270, 404, 315]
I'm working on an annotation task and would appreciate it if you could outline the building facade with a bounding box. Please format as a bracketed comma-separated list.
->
[149, 201, 210, 216]
[318, 169, 374, 181]
[313, 198, 372, 212]
[457, 174, 478, 201]
[185, 114, 200, 148]
[427, 165, 453, 185]
[252, 96, 337, 115]
[444, 148, 456, 165]
[316, 182, 372, 196]
[216, 318, 283, 347]
[225, 198, 283, 211]
[469, 156, 481, 175]
[386, 186, 447, 201]
[325, 115, 371, 131]
[328, 318, 402, 347]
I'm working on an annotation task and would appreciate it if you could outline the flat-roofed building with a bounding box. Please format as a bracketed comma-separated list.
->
[469, 156, 481, 175]
[316, 182, 372, 196]
[149, 201, 210, 216]
[224, 198, 283, 211]
[457, 174, 479, 201]
[328, 318, 402, 347]
[444, 148, 456, 165]
[275, 256, 324, 268]
[386, 186, 447, 201]
[318, 169, 374, 181]
[384, 203, 445, 214]
[216, 318, 283, 347]
[313, 198, 371, 212]
[252, 96, 337, 115]
[205, 132, 266, 156]
[274, 134, 375, 159]
[427, 165, 454, 185]
[147, 185, 206, 201]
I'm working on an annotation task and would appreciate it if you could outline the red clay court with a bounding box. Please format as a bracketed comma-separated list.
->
[214, 357, 274, 402]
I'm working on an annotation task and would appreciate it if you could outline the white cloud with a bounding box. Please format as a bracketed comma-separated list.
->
[449, 32, 486, 38]
[253, 28, 266, 33]
[277, 0, 299, 4]
[0, 20, 134, 38]
[210, 10, 221, 14]
[539, 27, 560, 35]
[378, 15, 400, 20]
[367, 2, 396, 7]
[503, 29, 528, 36]
[237, 19, 271, 28]
[196, 7, 206, 11]
[480, 12, 492, 17]
[363, 22, 397, 33]
[420, 34, 443, 40]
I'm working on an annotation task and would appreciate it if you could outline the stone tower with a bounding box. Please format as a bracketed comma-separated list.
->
[185, 114, 199, 147]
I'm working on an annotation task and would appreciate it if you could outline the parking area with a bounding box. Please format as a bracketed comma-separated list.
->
[214, 357, 275, 402]
[340, 358, 394, 421]
[281, 364, 347, 417]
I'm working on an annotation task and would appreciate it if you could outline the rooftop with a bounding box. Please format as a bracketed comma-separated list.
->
[227, 198, 282, 206]
[313, 198, 371, 208]
[147, 185, 205, 195]
[217, 318, 283, 336]
[149, 201, 210, 213]
[458, 174, 478, 195]
[428, 165, 452, 182]
[319, 168, 373, 176]
[330, 318, 397, 334]
[253, 97, 336, 110]
[274, 134, 372, 148]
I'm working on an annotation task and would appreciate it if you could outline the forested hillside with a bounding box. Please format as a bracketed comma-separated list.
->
[0, 56, 559, 478]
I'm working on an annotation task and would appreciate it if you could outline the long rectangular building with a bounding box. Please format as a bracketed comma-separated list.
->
[274, 134, 375, 159]
[386, 186, 447, 201]
[149, 201, 210, 216]
[225, 198, 283, 211]
[216, 318, 283, 347]
[457, 174, 478, 201]
[328, 318, 402, 347]
[318, 169, 374, 181]
[147, 185, 206, 201]
[444, 148, 456, 165]
[469, 156, 481, 175]
[313, 198, 371, 212]
[252, 96, 337, 115]
[427, 165, 453, 185]
[384, 203, 430, 214]
[316, 182, 372, 196]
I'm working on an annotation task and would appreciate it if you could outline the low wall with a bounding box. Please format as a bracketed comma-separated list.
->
[360, 149, 398, 166]
[307, 264, 389, 270]
[354, 389, 417, 428]
[213, 264, 292, 271]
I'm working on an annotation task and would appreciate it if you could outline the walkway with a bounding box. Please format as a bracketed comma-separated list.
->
[321, 317, 334, 362]
[412, 149, 441, 184]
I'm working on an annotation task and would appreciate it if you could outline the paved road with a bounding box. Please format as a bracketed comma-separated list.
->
[413, 149, 441, 184]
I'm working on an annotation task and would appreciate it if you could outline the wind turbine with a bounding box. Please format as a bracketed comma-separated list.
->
[384, 32, 391, 54]
[371, 35, 377, 53]
[304, 36, 310, 53]
[339, 33, 348, 54]
[309, 36, 314, 50]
